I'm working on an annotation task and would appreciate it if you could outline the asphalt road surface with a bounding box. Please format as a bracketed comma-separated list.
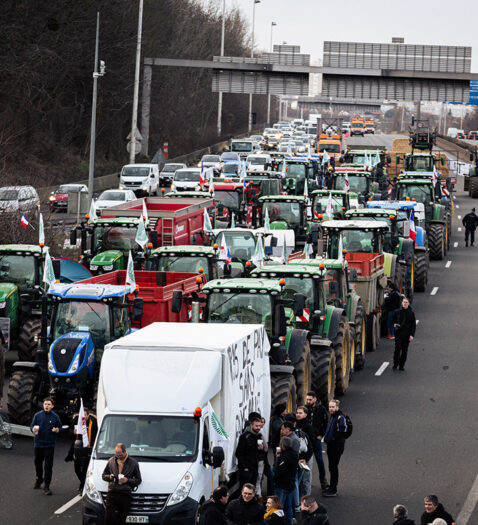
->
[2, 141, 478, 524]
[346, 132, 407, 149]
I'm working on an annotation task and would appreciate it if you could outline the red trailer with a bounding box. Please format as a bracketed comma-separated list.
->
[78, 269, 206, 327]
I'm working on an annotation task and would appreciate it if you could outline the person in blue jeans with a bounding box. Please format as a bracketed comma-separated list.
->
[273, 436, 299, 525]
[305, 391, 329, 490]
[385, 283, 401, 339]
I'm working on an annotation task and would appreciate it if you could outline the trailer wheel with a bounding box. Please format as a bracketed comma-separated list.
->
[354, 302, 367, 370]
[294, 340, 311, 406]
[311, 348, 336, 406]
[271, 374, 297, 413]
[17, 319, 41, 361]
[334, 317, 351, 395]
[7, 370, 39, 425]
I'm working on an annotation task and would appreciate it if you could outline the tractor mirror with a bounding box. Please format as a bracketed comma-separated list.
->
[265, 246, 273, 256]
[348, 268, 358, 282]
[274, 304, 287, 337]
[396, 154, 400, 164]
[70, 228, 77, 246]
[171, 290, 183, 313]
[270, 236, 278, 247]
[328, 281, 339, 296]
[441, 156, 446, 166]
[387, 155, 392, 164]
[308, 228, 319, 244]
[20, 294, 32, 316]
[470, 153, 475, 162]
[293, 293, 306, 316]
[131, 298, 144, 321]
[52, 259, 61, 279]
[150, 230, 159, 248]
[211, 446, 225, 468]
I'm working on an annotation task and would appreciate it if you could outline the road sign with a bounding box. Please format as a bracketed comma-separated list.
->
[126, 140, 142, 155]
[470, 80, 478, 105]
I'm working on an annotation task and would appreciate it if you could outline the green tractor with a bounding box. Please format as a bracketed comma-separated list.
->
[273, 158, 312, 196]
[331, 171, 380, 204]
[251, 264, 354, 403]
[311, 189, 358, 220]
[150, 245, 222, 280]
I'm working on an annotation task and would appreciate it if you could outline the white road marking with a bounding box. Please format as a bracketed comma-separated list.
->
[445, 261, 452, 268]
[431, 287, 439, 295]
[454, 242, 459, 248]
[416, 319, 419, 324]
[453, 195, 457, 200]
[456, 204, 460, 209]
[458, 215, 462, 219]
[456, 472, 478, 525]
[54, 495, 82, 515]
[458, 227, 462, 232]
[375, 362, 389, 376]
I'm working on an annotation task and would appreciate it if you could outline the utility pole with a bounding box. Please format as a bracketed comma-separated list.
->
[248, 0, 260, 134]
[129, 0, 144, 164]
[266, 21, 276, 126]
[216, 0, 226, 137]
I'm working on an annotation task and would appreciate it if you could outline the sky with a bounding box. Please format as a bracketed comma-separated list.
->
[229, 0, 478, 70]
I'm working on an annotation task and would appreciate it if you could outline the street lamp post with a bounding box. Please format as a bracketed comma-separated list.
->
[266, 21, 276, 126]
[216, 0, 226, 137]
[129, 0, 144, 164]
[248, 0, 260, 134]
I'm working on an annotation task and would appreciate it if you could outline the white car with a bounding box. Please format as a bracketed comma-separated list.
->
[0, 186, 40, 218]
[199, 155, 222, 173]
[119, 163, 160, 196]
[171, 167, 213, 191]
[95, 189, 137, 214]
[159, 163, 186, 186]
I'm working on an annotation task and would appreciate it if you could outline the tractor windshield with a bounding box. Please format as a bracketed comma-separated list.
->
[396, 184, 433, 204]
[285, 163, 307, 180]
[281, 277, 314, 310]
[263, 201, 302, 228]
[313, 195, 343, 217]
[207, 292, 272, 328]
[214, 190, 240, 211]
[52, 300, 111, 348]
[329, 230, 378, 257]
[0, 253, 37, 287]
[214, 232, 256, 262]
[156, 255, 211, 277]
[335, 175, 368, 194]
[408, 156, 433, 171]
[94, 225, 138, 253]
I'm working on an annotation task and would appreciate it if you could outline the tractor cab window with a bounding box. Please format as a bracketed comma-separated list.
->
[283, 163, 307, 180]
[112, 306, 131, 339]
[335, 175, 368, 194]
[0, 254, 36, 287]
[396, 184, 433, 204]
[313, 195, 342, 217]
[207, 292, 272, 329]
[409, 156, 433, 171]
[326, 269, 343, 302]
[156, 255, 210, 277]
[280, 277, 314, 311]
[214, 190, 240, 212]
[94, 225, 138, 253]
[329, 230, 378, 257]
[214, 232, 256, 262]
[263, 201, 301, 228]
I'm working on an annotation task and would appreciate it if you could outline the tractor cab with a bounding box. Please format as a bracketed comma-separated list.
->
[332, 171, 378, 204]
[311, 190, 356, 221]
[151, 245, 222, 280]
[273, 159, 311, 195]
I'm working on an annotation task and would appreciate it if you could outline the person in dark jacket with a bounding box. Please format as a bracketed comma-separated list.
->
[102, 443, 142, 525]
[392, 297, 416, 370]
[30, 397, 62, 495]
[420, 495, 454, 525]
[235, 416, 263, 487]
[393, 504, 416, 524]
[323, 399, 347, 497]
[264, 495, 285, 524]
[226, 483, 264, 525]
[269, 404, 287, 450]
[300, 495, 329, 525]
[296, 406, 315, 497]
[200, 486, 229, 525]
[305, 391, 329, 489]
[462, 207, 478, 246]
[385, 283, 401, 338]
[273, 436, 298, 525]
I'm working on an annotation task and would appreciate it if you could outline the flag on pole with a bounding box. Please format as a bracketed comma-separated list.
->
[219, 236, 231, 264]
[199, 162, 205, 186]
[251, 237, 265, 267]
[280, 242, 287, 264]
[264, 207, 271, 233]
[374, 149, 381, 166]
[88, 199, 96, 222]
[43, 249, 56, 287]
[39, 213, 45, 245]
[125, 251, 136, 292]
[326, 192, 334, 217]
[209, 179, 215, 197]
[409, 210, 417, 242]
[302, 242, 312, 260]
[20, 214, 29, 229]
[230, 212, 235, 229]
[76, 398, 89, 448]
[281, 159, 287, 178]
[344, 173, 350, 193]
[207, 401, 229, 451]
[203, 207, 213, 233]
[322, 151, 330, 166]
[304, 177, 309, 198]
[337, 234, 344, 262]
[432, 167, 438, 185]
[142, 199, 149, 226]
[135, 215, 148, 249]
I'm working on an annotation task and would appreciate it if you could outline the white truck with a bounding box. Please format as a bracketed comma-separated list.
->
[82, 323, 271, 524]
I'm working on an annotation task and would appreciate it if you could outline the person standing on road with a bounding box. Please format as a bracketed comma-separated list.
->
[392, 297, 416, 371]
[420, 495, 454, 525]
[273, 436, 298, 525]
[269, 403, 287, 451]
[225, 483, 264, 525]
[235, 416, 263, 487]
[295, 406, 316, 497]
[264, 495, 285, 524]
[305, 391, 329, 490]
[462, 207, 478, 247]
[323, 399, 347, 497]
[300, 495, 330, 524]
[199, 486, 229, 525]
[102, 443, 142, 525]
[393, 504, 416, 524]
[385, 283, 401, 339]
[30, 397, 62, 495]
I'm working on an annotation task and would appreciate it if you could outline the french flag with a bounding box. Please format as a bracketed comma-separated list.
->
[199, 162, 205, 186]
[20, 214, 29, 229]
[409, 210, 417, 242]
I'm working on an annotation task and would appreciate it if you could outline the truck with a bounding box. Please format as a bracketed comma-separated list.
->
[364, 118, 375, 134]
[82, 323, 271, 525]
[230, 139, 260, 159]
[350, 116, 365, 136]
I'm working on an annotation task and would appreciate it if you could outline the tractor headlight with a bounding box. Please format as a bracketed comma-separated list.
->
[48, 354, 55, 373]
[102, 264, 113, 271]
[0, 301, 5, 309]
[90, 265, 98, 271]
[167, 471, 193, 507]
[68, 353, 81, 374]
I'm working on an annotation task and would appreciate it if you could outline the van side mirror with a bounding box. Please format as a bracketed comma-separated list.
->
[131, 298, 144, 321]
[211, 446, 225, 468]
[274, 304, 287, 337]
[293, 293, 306, 316]
[70, 228, 77, 246]
[171, 290, 183, 313]
[150, 230, 159, 248]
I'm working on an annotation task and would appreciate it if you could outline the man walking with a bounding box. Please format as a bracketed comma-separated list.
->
[273, 436, 299, 525]
[305, 391, 329, 490]
[462, 207, 478, 246]
[295, 406, 315, 497]
[323, 399, 347, 497]
[102, 443, 142, 524]
[30, 397, 62, 495]
[235, 416, 263, 487]
[393, 297, 417, 371]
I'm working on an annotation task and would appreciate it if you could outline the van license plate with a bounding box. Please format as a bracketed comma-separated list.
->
[126, 517, 149, 523]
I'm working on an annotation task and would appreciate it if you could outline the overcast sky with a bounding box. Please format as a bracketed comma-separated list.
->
[230, 0, 478, 70]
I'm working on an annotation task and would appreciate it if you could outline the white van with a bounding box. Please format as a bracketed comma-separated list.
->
[119, 164, 160, 196]
[82, 323, 271, 524]
[246, 153, 271, 172]
[230, 139, 260, 158]
[171, 167, 213, 191]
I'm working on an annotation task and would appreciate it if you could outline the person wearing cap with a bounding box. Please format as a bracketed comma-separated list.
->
[462, 207, 478, 247]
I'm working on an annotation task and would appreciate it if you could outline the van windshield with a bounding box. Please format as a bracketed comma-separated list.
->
[174, 171, 200, 182]
[122, 167, 150, 177]
[232, 142, 253, 152]
[96, 415, 199, 461]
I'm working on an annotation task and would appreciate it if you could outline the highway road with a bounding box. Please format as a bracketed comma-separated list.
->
[1, 136, 478, 524]
[346, 132, 407, 149]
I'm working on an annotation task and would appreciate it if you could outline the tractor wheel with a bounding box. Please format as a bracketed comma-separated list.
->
[7, 370, 40, 425]
[311, 348, 336, 406]
[354, 302, 367, 370]
[429, 223, 445, 260]
[406, 257, 414, 303]
[294, 340, 311, 406]
[271, 374, 297, 413]
[414, 251, 429, 292]
[0, 341, 5, 394]
[366, 313, 378, 352]
[470, 177, 478, 198]
[333, 317, 351, 396]
[17, 319, 41, 361]
[446, 213, 451, 251]
[349, 333, 355, 380]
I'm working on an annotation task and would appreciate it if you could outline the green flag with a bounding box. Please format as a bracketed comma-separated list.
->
[43, 249, 56, 287]
[88, 200, 96, 223]
[125, 251, 135, 291]
[39, 213, 45, 246]
[135, 216, 148, 249]
[203, 207, 213, 233]
[264, 207, 271, 233]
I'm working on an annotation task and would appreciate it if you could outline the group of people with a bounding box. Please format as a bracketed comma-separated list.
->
[393, 495, 455, 525]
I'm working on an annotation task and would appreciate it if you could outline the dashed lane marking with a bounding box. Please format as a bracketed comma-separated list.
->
[456, 204, 460, 209]
[446, 261, 452, 268]
[54, 495, 82, 515]
[454, 242, 459, 248]
[458, 227, 462, 232]
[458, 215, 462, 219]
[375, 362, 389, 376]
[456, 472, 478, 525]
[431, 287, 439, 295]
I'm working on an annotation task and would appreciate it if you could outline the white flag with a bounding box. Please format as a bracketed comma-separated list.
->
[432, 167, 438, 185]
[230, 212, 235, 229]
[125, 251, 136, 292]
[374, 150, 381, 166]
[77, 398, 89, 448]
[344, 173, 350, 192]
[209, 179, 215, 197]
[302, 242, 312, 260]
[207, 401, 229, 451]
[135, 215, 148, 249]
[88, 199, 97, 222]
[219, 236, 231, 264]
[43, 249, 56, 287]
[264, 207, 271, 233]
[39, 213, 45, 246]
[251, 237, 265, 267]
[304, 178, 308, 198]
[338, 234, 344, 262]
[281, 242, 287, 264]
[326, 192, 334, 217]
[142, 199, 149, 227]
[322, 151, 330, 166]
[203, 207, 213, 233]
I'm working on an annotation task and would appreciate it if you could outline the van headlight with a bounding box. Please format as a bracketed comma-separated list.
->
[171, 184, 176, 191]
[85, 471, 103, 504]
[68, 353, 81, 374]
[167, 471, 193, 506]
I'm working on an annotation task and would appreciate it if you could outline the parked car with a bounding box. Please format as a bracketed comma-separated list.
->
[95, 189, 137, 214]
[49, 183, 88, 212]
[0, 186, 40, 219]
[159, 163, 186, 187]
[468, 131, 478, 140]
[457, 132, 467, 139]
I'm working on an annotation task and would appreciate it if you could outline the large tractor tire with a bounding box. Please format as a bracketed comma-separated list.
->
[470, 177, 478, 198]
[7, 370, 39, 425]
[354, 302, 367, 370]
[271, 374, 297, 413]
[333, 317, 351, 396]
[294, 340, 311, 406]
[311, 348, 336, 406]
[366, 313, 378, 352]
[414, 251, 429, 292]
[429, 223, 445, 260]
[0, 341, 5, 395]
[446, 213, 452, 251]
[406, 258, 414, 303]
[17, 318, 41, 361]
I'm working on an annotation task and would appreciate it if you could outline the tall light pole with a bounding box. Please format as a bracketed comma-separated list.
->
[216, 0, 226, 137]
[129, 0, 144, 164]
[88, 12, 105, 207]
[266, 21, 276, 126]
[248, 0, 260, 134]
